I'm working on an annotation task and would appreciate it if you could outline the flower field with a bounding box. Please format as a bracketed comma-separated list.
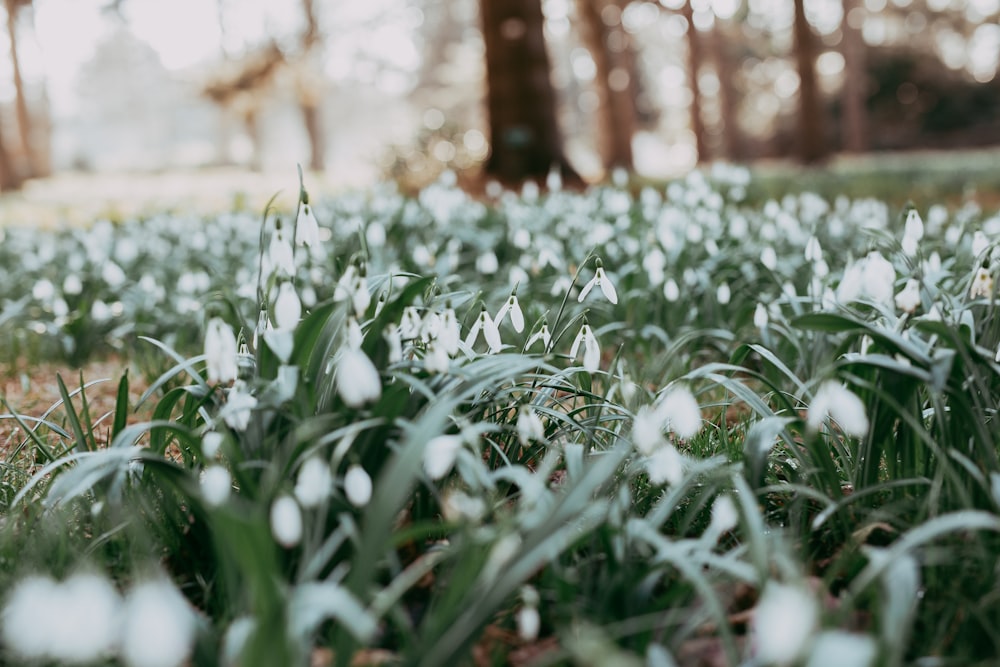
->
[2, 165, 1000, 666]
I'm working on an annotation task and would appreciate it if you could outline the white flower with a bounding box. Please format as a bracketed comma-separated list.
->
[424, 340, 450, 373]
[350, 273, 371, 318]
[526, 323, 551, 351]
[901, 233, 918, 257]
[344, 465, 373, 507]
[337, 347, 382, 407]
[805, 631, 877, 667]
[120, 578, 197, 667]
[754, 303, 769, 328]
[760, 246, 778, 271]
[439, 306, 461, 355]
[904, 209, 924, 241]
[201, 466, 232, 506]
[752, 584, 818, 666]
[424, 434, 463, 480]
[972, 230, 990, 258]
[294, 457, 333, 508]
[807, 381, 869, 438]
[384, 325, 403, 363]
[102, 261, 126, 288]
[465, 307, 502, 353]
[476, 251, 499, 275]
[63, 273, 83, 295]
[334, 264, 359, 303]
[577, 263, 619, 304]
[663, 278, 680, 302]
[442, 489, 487, 522]
[262, 328, 294, 364]
[804, 235, 822, 263]
[273, 282, 302, 330]
[268, 226, 295, 276]
[516, 606, 541, 642]
[346, 316, 364, 350]
[205, 317, 239, 384]
[658, 386, 702, 440]
[270, 495, 303, 548]
[646, 444, 684, 486]
[569, 322, 601, 373]
[222, 381, 257, 431]
[708, 494, 739, 537]
[295, 201, 320, 247]
[894, 278, 921, 314]
[202, 431, 224, 459]
[716, 282, 731, 305]
[970, 266, 993, 299]
[494, 293, 525, 333]
[400, 306, 422, 340]
[863, 251, 896, 306]
[632, 405, 666, 455]
[516, 406, 546, 446]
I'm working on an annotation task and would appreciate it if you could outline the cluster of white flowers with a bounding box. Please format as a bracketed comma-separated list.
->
[1, 573, 196, 667]
[807, 381, 869, 438]
[631, 386, 702, 486]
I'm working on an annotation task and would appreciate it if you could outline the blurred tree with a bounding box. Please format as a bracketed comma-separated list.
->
[480, 0, 581, 185]
[294, 0, 324, 171]
[792, 0, 827, 163]
[4, 0, 44, 179]
[680, 0, 709, 163]
[711, 11, 743, 161]
[0, 118, 21, 191]
[577, 0, 637, 173]
[839, 0, 867, 152]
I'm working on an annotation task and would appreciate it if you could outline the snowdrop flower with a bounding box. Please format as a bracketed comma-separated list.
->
[901, 209, 924, 256]
[337, 347, 382, 407]
[804, 235, 822, 263]
[120, 578, 197, 667]
[894, 279, 921, 314]
[424, 434, 463, 480]
[837, 251, 895, 306]
[716, 282, 731, 305]
[760, 246, 778, 271]
[205, 317, 239, 384]
[222, 381, 257, 431]
[400, 306, 422, 340]
[658, 386, 702, 440]
[273, 282, 302, 331]
[632, 404, 666, 455]
[577, 260, 619, 304]
[972, 230, 990, 258]
[805, 631, 877, 667]
[2, 576, 62, 661]
[201, 466, 232, 506]
[494, 292, 525, 332]
[569, 321, 601, 373]
[102, 261, 127, 288]
[476, 250, 499, 275]
[465, 306, 502, 353]
[516, 605, 541, 642]
[516, 406, 546, 446]
[270, 495, 303, 548]
[754, 303, 769, 328]
[708, 494, 739, 539]
[63, 273, 83, 295]
[343, 464, 373, 507]
[262, 328, 294, 364]
[546, 166, 563, 192]
[438, 306, 461, 355]
[753, 584, 818, 666]
[442, 489, 487, 522]
[294, 457, 333, 508]
[424, 340, 450, 373]
[202, 431, 224, 459]
[31, 278, 55, 301]
[346, 316, 364, 350]
[384, 325, 403, 363]
[807, 381, 869, 438]
[268, 222, 295, 276]
[663, 278, 680, 302]
[646, 444, 684, 486]
[970, 266, 993, 299]
[294, 201, 320, 247]
[526, 322, 552, 351]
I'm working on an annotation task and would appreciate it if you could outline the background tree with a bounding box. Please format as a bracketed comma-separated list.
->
[4, 0, 46, 180]
[711, 9, 743, 161]
[681, 0, 709, 163]
[792, 0, 827, 163]
[839, 0, 867, 152]
[480, 0, 580, 185]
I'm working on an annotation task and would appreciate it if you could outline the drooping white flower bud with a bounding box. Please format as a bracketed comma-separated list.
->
[204, 317, 238, 384]
[294, 457, 333, 508]
[807, 381, 869, 438]
[270, 495, 303, 548]
[344, 465, 373, 507]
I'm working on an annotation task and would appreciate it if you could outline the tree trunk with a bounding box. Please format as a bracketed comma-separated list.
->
[711, 16, 743, 161]
[297, 0, 324, 171]
[793, 0, 827, 163]
[681, 0, 709, 163]
[480, 0, 581, 185]
[0, 117, 22, 192]
[300, 98, 324, 171]
[5, 0, 37, 177]
[577, 0, 635, 173]
[839, 0, 867, 152]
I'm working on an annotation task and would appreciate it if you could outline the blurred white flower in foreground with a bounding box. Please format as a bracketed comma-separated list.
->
[805, 631, 877, 667]
[752, 583, 818, 666]
[2, 573, 121, 664]
[222, 381, 258, 431]
[205, 317, 239, 384]
[271, 495, 304, 548]
[836, 251, 895, 306]
[273, 282, 302, 331]
[424, 434, 463, 480]
[646, 444, 684, 486]
[294, 457, 333, 508]
[971, 230, 990, 258]
[970, 266, 993, 299]
[894, 279, 921, 314]
[120, 578, 197, 667]
[337, 347, 382, 407]
[516, 406, 546, 446]
[807, 381, 869, 438]
[658, 386, 703, 440]
[344, 464, 373, 507]
[526, 322, 552, 351]
[901, 209, 924, 256]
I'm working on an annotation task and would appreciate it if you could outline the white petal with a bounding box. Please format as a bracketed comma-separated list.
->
[120, 579, 197, 667]
[464, 316, 483, 349]
[337, 348, 382, 407]
[344, 465, 373, 507]
[569, 326, 585, 360]
[201, 466, 232, 507]
[510, 297, 525, 332]
[597, 268, 619, 304]
[424, 435, 462, 480]
[270, 495, 303, 548]
[753, 584, 818, 665]
[583, 328, 601, 372]
[577, 275, 598, 302]
[294, 457, 333, 508]
[483, 313, 502, 353]
[273, 283, 302, 331]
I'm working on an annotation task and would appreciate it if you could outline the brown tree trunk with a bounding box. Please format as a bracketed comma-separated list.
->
[480, 0, 581, 185]
[577, 0, 635, 173]
[681, 0, 709, 163]
[300, 98, 324, 171]
[297, 0, 324, 171]
[793, 0, 827, 163]
[0, 118, 23, 192]
[840, 0, 867, 152]
[6, 0, 37, 177]
[711, 16, 743, 161]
